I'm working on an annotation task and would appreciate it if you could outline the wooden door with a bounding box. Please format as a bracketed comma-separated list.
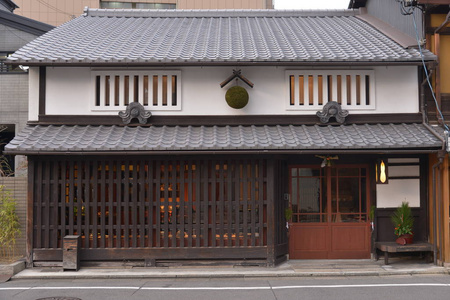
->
[288, 165, 371, 259]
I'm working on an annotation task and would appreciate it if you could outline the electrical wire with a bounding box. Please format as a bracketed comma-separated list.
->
[36, 0, 74, 18]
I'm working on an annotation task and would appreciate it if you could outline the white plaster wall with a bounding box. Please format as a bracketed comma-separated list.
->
[376, 160, 421, 208]
[28, 67, 39, 121]
[37, 65, 419, 116]
[374, 66, 419, 113]
[376, 179, 420, 208]
[46, 67, 92, 115]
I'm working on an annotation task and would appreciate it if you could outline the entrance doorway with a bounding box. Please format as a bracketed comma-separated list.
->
[288, 165, 371, 259]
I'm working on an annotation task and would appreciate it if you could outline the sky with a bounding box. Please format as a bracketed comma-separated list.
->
[274, 0, 350, 10]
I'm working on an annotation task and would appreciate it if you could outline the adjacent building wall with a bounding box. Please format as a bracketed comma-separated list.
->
[13, 0, 273, 26]
[366, 0, 424, 41]
[13, 0, 99, 26]
[177, 0, 272, 9]
[0, 24, 45, 51]
[429, 14, 450, 95]
[0, 10, 52, 259]
[0, 74, 28, 131]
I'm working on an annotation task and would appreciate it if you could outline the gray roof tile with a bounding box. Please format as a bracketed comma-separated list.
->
[4, 124, 443, 154]
[7, 9, 435, 65]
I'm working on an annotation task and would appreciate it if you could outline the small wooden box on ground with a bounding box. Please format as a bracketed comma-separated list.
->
[63, 235, 80, 271]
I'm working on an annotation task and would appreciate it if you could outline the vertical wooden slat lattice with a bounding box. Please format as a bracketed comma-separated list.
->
[33, 157, 269, 255]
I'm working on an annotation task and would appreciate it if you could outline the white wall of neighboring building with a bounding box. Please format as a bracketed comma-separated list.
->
[28, 65, 420, 120]
[28, 67, 39, 121]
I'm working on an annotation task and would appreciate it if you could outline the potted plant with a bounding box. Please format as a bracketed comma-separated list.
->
[391, 201, 414, 245]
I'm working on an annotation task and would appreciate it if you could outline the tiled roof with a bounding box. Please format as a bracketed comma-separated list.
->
[0, 10, 54, 36]
[7, 9, 435, 65]
[5, 124, 442, 154]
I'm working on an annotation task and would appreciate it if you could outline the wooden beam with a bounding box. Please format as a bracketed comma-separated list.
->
[419, 0, 450, 4]
[33, 247, 268, 261]
[38, 67, 46, 116]
[434, 32, 443, 123]
[220, 69, 254, 88]
[36, 113, 424, 126]
[426, 27, 450, 35]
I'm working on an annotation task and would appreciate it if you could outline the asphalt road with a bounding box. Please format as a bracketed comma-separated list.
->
[1, 275, 450, 300]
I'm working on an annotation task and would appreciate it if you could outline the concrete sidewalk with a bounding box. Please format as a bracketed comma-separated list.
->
[11, 258, 450, 279]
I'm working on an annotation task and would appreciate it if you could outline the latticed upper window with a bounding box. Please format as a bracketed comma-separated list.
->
[100, 1, 176, 9]
[286, 70, 375, 110]
[92, 70, 181, 111]
[0, 52, 25, 74]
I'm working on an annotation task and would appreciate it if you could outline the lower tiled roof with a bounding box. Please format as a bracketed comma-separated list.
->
[5, 123, 443, 154]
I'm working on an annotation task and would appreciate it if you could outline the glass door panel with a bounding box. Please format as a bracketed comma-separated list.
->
[290, 166, 367, 223]
[290, 167, 326, 223]
[332, 167, 367, 223]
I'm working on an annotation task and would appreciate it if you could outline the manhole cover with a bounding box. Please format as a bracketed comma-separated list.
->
[36, 298, 82, 300]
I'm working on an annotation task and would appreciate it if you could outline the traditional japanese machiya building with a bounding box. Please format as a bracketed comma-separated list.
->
[5, 8, 444, 266]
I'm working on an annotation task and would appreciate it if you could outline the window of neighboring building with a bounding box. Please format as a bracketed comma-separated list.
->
[92, 70, 181, 111]
[0, 124, 15, 177]
[286, 70, 375, 110]
[0, 52, 26, 74]
[100, 1, 176, 9]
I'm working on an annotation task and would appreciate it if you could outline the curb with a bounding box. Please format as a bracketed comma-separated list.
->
[0, 259, 26, 277]
[11, 267, 449, 280]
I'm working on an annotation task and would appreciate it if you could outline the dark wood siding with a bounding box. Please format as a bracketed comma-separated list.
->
[31, 156, 278, 263]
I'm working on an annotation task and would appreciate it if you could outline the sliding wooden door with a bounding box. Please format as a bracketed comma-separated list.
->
[288, 165, 371, 259]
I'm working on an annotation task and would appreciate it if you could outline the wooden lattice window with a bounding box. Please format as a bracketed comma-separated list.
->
[92, 70, 181, 111]
[287, 70, 375, 110]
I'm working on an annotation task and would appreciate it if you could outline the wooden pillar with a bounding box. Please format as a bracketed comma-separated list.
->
[39, 66, 46, 116]
[442, 155, 450, 263]
[266, 159, 275, 266]
[26, 158, 35, 267]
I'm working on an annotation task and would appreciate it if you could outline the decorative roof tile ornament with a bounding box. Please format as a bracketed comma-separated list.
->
[316, 101, 349, 124]
[119, 102, 151, 124]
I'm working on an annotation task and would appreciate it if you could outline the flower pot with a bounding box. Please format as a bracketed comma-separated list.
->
[396, 234, 413, 245]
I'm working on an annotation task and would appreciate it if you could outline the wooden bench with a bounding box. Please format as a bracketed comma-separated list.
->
[375, 242, 433, 265]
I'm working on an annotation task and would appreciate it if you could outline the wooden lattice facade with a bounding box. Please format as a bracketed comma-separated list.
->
[28, 155, 288, 265]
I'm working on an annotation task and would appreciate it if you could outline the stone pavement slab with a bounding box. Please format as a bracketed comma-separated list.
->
[10, 259, 449, 280]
